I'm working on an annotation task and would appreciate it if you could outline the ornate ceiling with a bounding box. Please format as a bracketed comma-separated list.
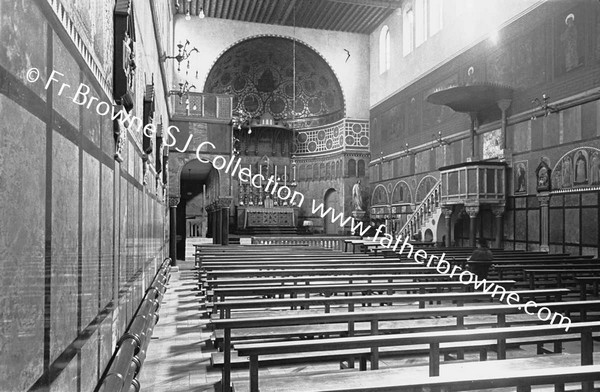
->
[174, 0, 402, 34]
[205, 36, 345, 129]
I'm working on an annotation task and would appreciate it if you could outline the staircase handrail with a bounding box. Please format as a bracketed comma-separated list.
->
[398, 179, 442, 237]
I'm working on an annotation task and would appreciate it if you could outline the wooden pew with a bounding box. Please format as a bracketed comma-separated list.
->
[210, 288, 569, 318]
[232, 360, 600, 392]
[234, 321, 600, 392]
[209, 280, 517, 302]
[202, 273, 453, 288]
[212, 300, 600, 390]
[577, 277, 600, 300]
[525, 268, 600, 290]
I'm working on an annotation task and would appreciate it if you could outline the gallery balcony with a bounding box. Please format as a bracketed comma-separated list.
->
[169, 91, 233, 123]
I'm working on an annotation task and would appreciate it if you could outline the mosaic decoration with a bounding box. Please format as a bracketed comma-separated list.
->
[483, 129, 502, 159]
[371, 184, 389, 206]
[415, 175, 438, 202]
[293, 119, 369, 155]
[552, 147, 600, 190]
[535, 157, 552, 192]
[391, 181, 412, 205]
[205, 36, 345, 128]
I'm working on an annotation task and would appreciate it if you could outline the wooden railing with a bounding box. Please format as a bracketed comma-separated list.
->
[251, 236, 355, 251]
[398, 180, 442, 239]
[95, 258, 171, 392]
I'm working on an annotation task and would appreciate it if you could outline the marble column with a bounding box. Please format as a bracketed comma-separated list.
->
[497, 99, 512, 163]
[205, 205, 212, 239]
[491, 204, 506, 249]
[442, 206, 453, 247]
[168, 196, 180, 266]
[215, 205, 222, 245]
[537, 193, 551, 252]
[465, 204, 480, 247]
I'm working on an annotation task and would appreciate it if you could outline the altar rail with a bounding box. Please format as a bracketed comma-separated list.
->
[251, 236, 355, 251]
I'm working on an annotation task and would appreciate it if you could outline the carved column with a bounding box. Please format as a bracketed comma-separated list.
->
[168, 196, 180, 266]
[219, 198, 232, 246]
[491, 204, 506, 249]
[205, 205, 212, 239]
[442, 206, 453, 247]
[465, 204, 480, 247]
[537, 193, 551, 252]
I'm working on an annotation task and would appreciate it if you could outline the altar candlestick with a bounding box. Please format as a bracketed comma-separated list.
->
[275, 165, 278, 181]
[284, 166, 287, 186]
[259, 164, 262, 186]
[203, 184, 206, 210]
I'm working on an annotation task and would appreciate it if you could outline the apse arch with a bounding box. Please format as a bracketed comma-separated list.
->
[204, 34, 346, 129]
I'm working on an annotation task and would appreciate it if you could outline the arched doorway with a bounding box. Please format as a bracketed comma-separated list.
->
[324, 188, 339, 235]
[177, 159, 217, 258]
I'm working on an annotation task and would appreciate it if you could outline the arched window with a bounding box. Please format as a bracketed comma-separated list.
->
[415, 0, 427, 47]
[357, 160, 365, 177]
[348, 159, 357, 177]
[379, 25, 390, 74]
[402, 6, 414, 56]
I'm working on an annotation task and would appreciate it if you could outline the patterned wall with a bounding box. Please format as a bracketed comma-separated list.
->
[293, 118, 369, 155]
[205, 36, 345, 128]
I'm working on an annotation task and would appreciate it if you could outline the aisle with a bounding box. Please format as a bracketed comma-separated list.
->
[138, 259, 221, 392]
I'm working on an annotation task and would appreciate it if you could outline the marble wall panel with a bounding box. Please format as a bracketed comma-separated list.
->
[51, 132, 79, 363]
[100, 164, 114, 309]
[49, 352, 78, 392]
[581, 207, 598, 246]
[82, 152, 100, 328]
[120, 175, 128, 287]
[98, 311, 114, 377]
[527, 209, 540, 242]
[80, 330, 98, 392]
[81, 75, 103, 146]
[0, 1, 48, 99]
[561, 106, 582, 144]
[512, 121, 532, 153]
[564, 208, 580, 244]
[549, 209, 564, 244]
[52, 32, 80, 128]
[0, 96, 46, 391]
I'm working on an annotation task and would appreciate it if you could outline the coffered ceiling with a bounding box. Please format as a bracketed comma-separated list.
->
[174, 0, 403, 34]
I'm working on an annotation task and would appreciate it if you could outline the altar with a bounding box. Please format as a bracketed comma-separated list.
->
[244, 207, 295, 228]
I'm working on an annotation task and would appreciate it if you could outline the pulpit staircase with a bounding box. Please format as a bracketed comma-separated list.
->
[398, 180, 442, 242]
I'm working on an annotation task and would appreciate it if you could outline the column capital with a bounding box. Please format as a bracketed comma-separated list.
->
[441, 206, 453, 218]
[465, 205, 479, 218]
[497, 98, 512, 112]
[168, 196, 180, 207]
[491, 204, 506, 217]
[537, 192, 551, 207]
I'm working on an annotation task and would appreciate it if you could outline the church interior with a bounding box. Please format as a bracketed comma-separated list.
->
[2, 0, 600, 391]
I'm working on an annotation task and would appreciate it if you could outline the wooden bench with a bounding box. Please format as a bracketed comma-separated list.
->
[234, 321, 600, 392]
[577, 277, 600, 300]
[201, 273, 453, 289]
[212, 300, 600, 389]
[231, 359, 600, 392]
[525, 268, 600, 290]
[210, 288, 570, 318]
[209, 280, 517, 302]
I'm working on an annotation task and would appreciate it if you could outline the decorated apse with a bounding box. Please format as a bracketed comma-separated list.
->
[204, 36, 369, 234]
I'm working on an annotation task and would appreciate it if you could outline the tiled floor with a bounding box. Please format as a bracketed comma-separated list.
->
[138, 259, 222, 392]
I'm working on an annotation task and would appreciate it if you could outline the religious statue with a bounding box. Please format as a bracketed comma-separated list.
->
[590, 152, 600, 185]
[535, 158, 551, 192]
[515, 162, 527, 193]
[352, 180, 363, 211]
[562, 156, 573, 188]
[574, 150, 587, 184]
[561, 13, 579, 72]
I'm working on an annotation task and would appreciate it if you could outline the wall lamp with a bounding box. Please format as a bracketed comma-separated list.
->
[404, 143, 411, 155]
[431, 131, 450, 150]
[162, 39, 198, 73]
[168, 81, 196, 109]
[530, 94, 559, 120]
